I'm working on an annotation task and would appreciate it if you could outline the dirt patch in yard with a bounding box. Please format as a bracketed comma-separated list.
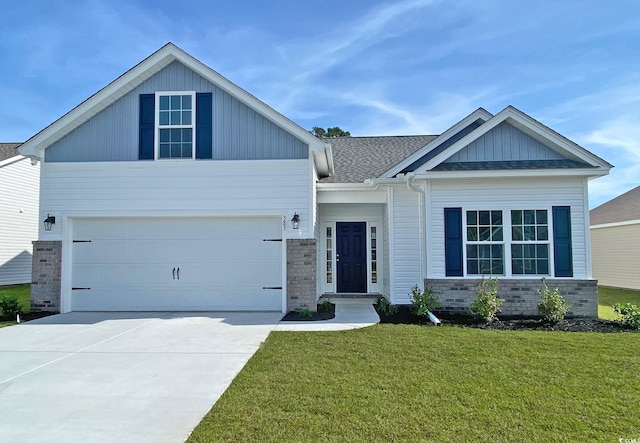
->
[376, 305, 638, 333]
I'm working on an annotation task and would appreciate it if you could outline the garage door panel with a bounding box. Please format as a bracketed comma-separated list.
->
[71, 217, 283, 311]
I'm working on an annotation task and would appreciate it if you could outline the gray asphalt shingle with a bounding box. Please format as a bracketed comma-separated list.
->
[0, 143, 21, 162]
[319, 135, 436, 183]
[590, 185, 640, 225]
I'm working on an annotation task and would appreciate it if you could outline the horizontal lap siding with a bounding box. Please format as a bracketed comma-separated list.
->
[46, 61, 308, 162]
[382, 198, 391, 297]
[40, 160, 310, 237]
[591, 224, 640, 290]
[428, 177, 588, 278]
[0, 158, 40, 285]
[391, 186, 421, 304]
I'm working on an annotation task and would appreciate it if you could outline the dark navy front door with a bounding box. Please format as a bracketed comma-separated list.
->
[336, 222, 367, 293]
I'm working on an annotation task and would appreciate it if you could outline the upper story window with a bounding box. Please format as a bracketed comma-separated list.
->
[155, 92, 196, 159]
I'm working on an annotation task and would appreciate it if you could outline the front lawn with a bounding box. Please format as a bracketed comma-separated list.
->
[599, 286, 640, 320]
[188, 325, 639, 442]
[0, 284, 31, 328]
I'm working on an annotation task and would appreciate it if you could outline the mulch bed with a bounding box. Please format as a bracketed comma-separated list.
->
[376, 305, 638, 333]
[281, 302, 336, 321]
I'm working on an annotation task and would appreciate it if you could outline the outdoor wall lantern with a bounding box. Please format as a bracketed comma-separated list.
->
[43, 214, 56, 231]
[291, 213, 300, 230]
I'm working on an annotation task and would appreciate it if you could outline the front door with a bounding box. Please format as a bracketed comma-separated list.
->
[336, 222, 367, 293]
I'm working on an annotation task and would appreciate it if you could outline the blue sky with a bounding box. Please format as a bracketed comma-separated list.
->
[2, 0, 639, 208]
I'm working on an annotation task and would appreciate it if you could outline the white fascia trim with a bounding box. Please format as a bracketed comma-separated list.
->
[414, 168, 609, 180]
[19, 43, 333, 175]
[381, 108, 493, 178]
[0, 155, 25, 168]
[415, 106, 613, 174]
[590, 219, 640, 229]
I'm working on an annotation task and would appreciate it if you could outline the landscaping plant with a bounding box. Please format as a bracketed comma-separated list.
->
[0, 294, 22, 319]
[298, 308, 313, 319]
[375, 297, 399, 315]
[410, 285, 440, 317]
[469, 278, 502, 322]
[317, 300, 333, 313]
[537, 278, 570, 322]
[613, 303, 640, 329]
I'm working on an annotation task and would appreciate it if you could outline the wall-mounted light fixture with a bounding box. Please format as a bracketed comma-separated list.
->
[43, 214, 56, 231]
[291, 213, 300, 230]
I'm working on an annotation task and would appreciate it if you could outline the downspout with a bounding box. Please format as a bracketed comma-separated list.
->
[406, 174, 441, 326]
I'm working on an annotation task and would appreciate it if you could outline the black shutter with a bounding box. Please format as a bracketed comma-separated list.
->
[552, 206, 573, 277]
[196, 92, 213, 159]
[444, 208, 463, 276]
[139, 94, 155, 160]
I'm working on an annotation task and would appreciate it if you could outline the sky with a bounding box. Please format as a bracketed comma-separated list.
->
[1, 0, 639, 208]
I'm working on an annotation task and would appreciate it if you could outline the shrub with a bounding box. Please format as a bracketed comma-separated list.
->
[469, 278, 502, 322]
[0, 294, 22, 319]
[375, 297, 398, 315]
[410, 285, 440, 317]
[613, 303, 640, 329]
[298, 308, 313, 319]
[537, 278, 570, 322]
[317, 300, 333, 312]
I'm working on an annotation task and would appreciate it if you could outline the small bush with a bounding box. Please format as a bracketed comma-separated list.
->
[537, 278, 570, 322]
[298, 308, 313, 319]
[469, 278, 502, 322]
[613, 303, 640, 329]
[375, 297, 399, 315]
[410, 285, 440, 317]
[317, 300, 333, 312]
[0, 294, 22, 319]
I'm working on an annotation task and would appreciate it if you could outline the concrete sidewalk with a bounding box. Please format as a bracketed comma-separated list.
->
[275, 298, 379, 331]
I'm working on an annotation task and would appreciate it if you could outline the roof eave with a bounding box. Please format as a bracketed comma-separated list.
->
[19, 43, 329, 165]
[380, 107, 494, 178]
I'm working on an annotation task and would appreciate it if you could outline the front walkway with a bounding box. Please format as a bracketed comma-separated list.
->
[275, 298, 379, 331]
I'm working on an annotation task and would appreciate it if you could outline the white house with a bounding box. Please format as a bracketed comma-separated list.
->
[19, 43, 611, 316]
[0, 143, 40, 286]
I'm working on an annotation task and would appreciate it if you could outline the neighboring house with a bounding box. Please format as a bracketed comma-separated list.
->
[0, 143, 40, 285]
[19, 43, 611, 316]
[590, 186, 640, 290]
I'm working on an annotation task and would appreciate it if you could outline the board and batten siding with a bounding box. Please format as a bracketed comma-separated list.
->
[428, 177, 589, 279]
[0, 157, 40, 285]
[46, 60, 308, 162]
[39, 159, 313, 239]
[389, 186, 422, 304]
[591, 223, 640, 290]
[445, 122, 565, 163]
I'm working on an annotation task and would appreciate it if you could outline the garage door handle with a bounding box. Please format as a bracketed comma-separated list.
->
[173, 267, 176, 280]
[263, 287, 282, 290]
[177, 267, 180, 280]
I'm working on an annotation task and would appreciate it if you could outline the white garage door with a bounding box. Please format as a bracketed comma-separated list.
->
[71, 217, 283, 311]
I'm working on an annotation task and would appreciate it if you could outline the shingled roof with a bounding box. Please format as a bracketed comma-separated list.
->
[0, 143, 21, 162]
[590, 185, 640, 225]
[319, 135, 437, 183]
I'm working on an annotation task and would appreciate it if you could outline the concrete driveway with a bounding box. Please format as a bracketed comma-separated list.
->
[0, 312, 282, 443]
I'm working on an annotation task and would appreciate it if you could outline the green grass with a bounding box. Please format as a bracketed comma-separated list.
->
[598, 286, 640, 320]
[0, 284, 31, 328]
[188, 325, 640, 442]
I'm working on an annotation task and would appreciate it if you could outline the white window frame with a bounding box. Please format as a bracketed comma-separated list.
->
[464, 209, 505, 276]
[154, 91, 196, 160]
[510, 209, 551, 276]
[461, 206, 555, 278]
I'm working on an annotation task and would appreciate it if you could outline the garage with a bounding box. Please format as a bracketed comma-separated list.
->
[70, 217, 283, 311]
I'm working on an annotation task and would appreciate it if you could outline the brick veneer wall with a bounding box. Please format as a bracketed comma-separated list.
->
[286, 239, 317, 312]
[425, 278, 598, 318]
[31, 241, 62, 312]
